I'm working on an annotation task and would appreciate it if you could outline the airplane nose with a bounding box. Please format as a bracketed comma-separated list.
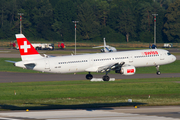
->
[172, 55, 176, 62]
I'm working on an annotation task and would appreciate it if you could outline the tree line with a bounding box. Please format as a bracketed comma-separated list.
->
[0, 0, 179, 43]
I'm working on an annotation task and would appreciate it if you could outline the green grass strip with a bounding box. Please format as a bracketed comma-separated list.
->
[0, 77, 180, 110]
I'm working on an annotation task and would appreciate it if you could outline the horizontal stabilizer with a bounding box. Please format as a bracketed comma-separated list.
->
[5, 60, 16, 63]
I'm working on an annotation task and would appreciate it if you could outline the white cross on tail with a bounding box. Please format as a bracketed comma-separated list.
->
[20, 41, 31, 53]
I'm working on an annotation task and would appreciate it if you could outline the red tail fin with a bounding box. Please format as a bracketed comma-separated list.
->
[16, 34, 39, 55]
[15, 34, 43, 61]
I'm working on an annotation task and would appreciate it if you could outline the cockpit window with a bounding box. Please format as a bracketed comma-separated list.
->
[167, 52, 171, 55]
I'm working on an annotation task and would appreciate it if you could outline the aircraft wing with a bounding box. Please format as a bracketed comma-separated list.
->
[44, 54, 56, 58]
[85, 62, 125, 73]
[92, 45, 110, 48]
[92, 46, 104, 48]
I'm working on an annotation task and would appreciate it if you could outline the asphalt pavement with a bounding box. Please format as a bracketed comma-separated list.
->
[0, 72, 179, 83]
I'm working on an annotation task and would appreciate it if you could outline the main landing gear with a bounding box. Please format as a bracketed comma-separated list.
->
[102, 70, 110, 81]
[86, 72, 110, 81]
[102, 75, 110, 81]
[156, 65, 161, 75]
[86, 72, 93, 80]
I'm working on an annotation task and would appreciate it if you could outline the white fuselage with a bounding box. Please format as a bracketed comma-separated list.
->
[15, 49, 176, 73]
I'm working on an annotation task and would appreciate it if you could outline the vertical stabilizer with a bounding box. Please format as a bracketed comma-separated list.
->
[103, 38, 106, 52]
[15, 34, 43, 61]
[103, 38, 106, 47]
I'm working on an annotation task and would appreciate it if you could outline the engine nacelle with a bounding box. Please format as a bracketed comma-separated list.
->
[116, 65, 136, 75]
[101, 49, 105, 52]
[109, 49, 113, 52]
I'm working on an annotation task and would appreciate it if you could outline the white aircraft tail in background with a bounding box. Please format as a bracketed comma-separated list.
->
[6, 34, 176, 81]
[93, 38, 117, 52]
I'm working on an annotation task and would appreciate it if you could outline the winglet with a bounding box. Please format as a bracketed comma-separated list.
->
[15, 34, 43, 61]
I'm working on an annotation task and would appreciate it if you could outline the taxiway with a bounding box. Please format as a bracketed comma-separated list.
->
[0, 106, 180, 120]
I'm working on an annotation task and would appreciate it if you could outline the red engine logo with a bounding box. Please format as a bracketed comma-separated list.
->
[127, 69, 134, 73]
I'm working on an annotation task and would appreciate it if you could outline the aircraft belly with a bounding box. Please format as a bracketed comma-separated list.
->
[133, 59, 155, 67]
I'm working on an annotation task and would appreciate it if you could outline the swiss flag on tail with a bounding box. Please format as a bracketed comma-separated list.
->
[15, 34, 39, 55]
[15, 34, 43, 61]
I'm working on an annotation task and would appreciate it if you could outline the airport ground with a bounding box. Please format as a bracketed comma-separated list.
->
[0, 47, 180, 119]
[0, 106, 180, 120]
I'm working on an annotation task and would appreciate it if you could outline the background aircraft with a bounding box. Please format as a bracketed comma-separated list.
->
[93, 38, 117, 52]
[6, 34, 176, 81]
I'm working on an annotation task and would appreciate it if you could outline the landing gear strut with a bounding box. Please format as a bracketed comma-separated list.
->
[86, 72, 93, 80]
[156, 65, 161, 75]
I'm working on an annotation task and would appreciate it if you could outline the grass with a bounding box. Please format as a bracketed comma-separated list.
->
[170, 52, 180, 56]
[0, 77, 180, 110]
[1, 58, 41, 73]
[136, 60, 180, 74]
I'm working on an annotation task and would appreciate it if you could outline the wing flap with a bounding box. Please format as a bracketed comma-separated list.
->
[85, 62, 125, 73]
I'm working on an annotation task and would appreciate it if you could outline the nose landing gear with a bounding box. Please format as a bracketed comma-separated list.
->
[156, 65, 161, 75]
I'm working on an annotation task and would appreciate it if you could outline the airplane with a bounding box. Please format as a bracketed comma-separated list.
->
[93, 38, 117, 52]
[6, 34, 176, 81]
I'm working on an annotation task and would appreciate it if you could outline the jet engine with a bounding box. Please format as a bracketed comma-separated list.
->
[109, 49, 113, 52]
[101, 49, 105, 52]
[115, 65, 136, 75]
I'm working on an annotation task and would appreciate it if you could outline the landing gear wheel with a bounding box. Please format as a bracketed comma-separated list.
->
[156, 65, 161, 75]
[156, 71, 161, 75]
[86, 74, 93, 80]
[102, 75, 110, 81]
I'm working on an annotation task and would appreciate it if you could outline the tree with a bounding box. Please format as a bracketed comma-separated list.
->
[0, 0, 20, 39]
[52, 0, 76, 41]
[136, 1, 165, 43]
[156, 0, 176, 9]
[96, 0, 110, 26]
[77, 0, 100, 41]
[16, 0, 54, 39]
[109, 0, 136, 42]
[163, 0, 180, 42]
